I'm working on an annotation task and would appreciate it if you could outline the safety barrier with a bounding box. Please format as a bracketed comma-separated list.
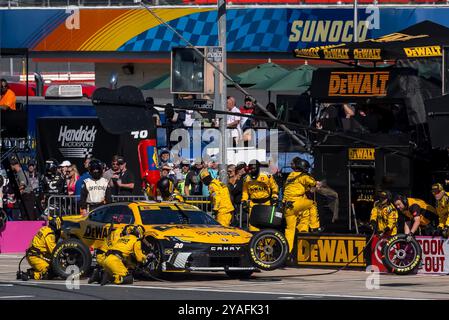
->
[46, 194, 250, 229]
[46, 195, 79, 217]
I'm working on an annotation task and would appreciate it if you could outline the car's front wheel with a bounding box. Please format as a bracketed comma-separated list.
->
[51, 238, 92, 279]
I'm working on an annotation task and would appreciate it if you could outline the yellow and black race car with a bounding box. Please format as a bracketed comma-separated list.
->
[52, 201, 260, 279]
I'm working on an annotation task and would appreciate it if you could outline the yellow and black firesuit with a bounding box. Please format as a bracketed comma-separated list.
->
[242, 160, 279, 231]
[88, 223, 126, 284]
[393, 194, 438, 235]
[370, 191, 398, 236]
[101, 225, 147, 285]
[282, 157, 319, 252]
[200, 169, 234, 227]
[23, 215, 62, 280]
[157, 177, 184, 202]
[432, 183, 449, 238]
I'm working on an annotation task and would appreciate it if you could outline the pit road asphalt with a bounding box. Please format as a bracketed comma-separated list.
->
[0, 254, 448, 300]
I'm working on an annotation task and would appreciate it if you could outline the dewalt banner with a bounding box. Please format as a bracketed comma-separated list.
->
[296, 235, 367, 267]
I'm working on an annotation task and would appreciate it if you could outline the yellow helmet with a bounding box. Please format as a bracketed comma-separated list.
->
[199, 168, 211, 180]
[48, 215, 63, 231]
[432, 183, 444, 194]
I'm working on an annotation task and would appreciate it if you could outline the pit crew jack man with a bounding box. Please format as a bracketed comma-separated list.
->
[431, 183, 449, 238]
[88, 223, 126, 284]
[370, 191, 398, 236]
[79, 159, 111, 215]
[156, 177, 184, 202]
[242, 160, 279, 231]
[101, 225, 149, 285]
[393, 194, 438, 237]
[283, 157, 320, 253]
[20, 215, 63, 280]
[200, 169, 234, 227]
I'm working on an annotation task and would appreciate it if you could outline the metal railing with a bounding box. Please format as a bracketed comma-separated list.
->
[46, 195, 79, 216]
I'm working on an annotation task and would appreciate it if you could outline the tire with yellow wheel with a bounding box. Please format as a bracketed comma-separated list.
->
[248, 229, 288, 271]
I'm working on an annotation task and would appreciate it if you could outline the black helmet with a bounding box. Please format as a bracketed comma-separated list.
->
[248, 159, 260, 179]
[45, 159, 59, 175]
[89, 159, 103, 180]
[291, 157, 310, 172]
[157, 177, 174, 198]
[129, 225, 145, 240]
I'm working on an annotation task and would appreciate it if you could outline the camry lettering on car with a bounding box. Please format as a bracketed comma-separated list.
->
[210, 246, 242, 251]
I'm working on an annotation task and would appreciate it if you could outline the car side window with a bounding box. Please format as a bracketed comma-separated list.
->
[104, 205, 135, 224]
[88, 208, 106, 223]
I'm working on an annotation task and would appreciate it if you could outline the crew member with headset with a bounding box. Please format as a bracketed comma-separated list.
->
[101, 225, 148, 285]
[242, 160, 279, 231]
[156, 176, 184, 202]
[370, 190, 398, 236]
[431, 183, 449, 238]
[393, 194, 438, 237]
[199, 168, 235, 227]
[282, 157, 319, 253]
[39, 159, 66, 211]
[79, 159, 111, 215]
[19, 215, 63, 280]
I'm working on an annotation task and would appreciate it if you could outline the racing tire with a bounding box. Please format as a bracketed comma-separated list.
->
[248, 229, 289, 271]
[140, 237, 163, 279]
[381, 234, 422, 275]
[225, 270, 254, 279]
[51, 239, 92, 279]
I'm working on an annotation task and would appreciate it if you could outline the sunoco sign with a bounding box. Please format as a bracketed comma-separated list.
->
[58, 125, 97, 158]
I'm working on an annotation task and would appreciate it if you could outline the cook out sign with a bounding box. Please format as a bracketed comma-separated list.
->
[416, 237, 449, 274]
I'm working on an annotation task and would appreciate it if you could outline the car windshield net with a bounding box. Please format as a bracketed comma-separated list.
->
[139, 207, 220, 225]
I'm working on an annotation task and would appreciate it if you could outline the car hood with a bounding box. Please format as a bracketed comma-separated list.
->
[144, 225, 253, 244]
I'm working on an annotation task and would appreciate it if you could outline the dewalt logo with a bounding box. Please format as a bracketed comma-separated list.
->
[297, 236, 367, 267]
[353, 48, 382, 60]
[348, 148, 375, 161]
[404, 45, 441, 58]
[328, 72, 389, 97]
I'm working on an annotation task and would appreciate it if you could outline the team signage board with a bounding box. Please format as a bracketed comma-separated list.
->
[348, 148, 375, 161]
[296, 235, 367, 267]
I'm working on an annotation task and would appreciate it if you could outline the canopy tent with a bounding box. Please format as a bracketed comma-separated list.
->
[250, 64, 316, 93]
[236, 62, 289, 86]
[294, 21, 449, 62]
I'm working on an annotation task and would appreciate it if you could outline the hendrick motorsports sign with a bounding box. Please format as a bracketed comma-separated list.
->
[37, 117, 120, 171]
[58, 125, 97, 158]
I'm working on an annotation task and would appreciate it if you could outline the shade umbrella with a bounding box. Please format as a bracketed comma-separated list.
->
[250, 64, 316, 93]
[140, 74, 170, 90]
[237, 62, 289, 86]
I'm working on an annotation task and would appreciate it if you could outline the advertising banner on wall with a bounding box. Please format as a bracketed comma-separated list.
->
[3, 8, 449, 53]
[296, 234, 367, 267]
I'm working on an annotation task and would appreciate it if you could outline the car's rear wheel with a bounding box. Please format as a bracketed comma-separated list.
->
[51, 239, 92, 279]
[225, 270, 254, 279]
[249, 229, 288, 271]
